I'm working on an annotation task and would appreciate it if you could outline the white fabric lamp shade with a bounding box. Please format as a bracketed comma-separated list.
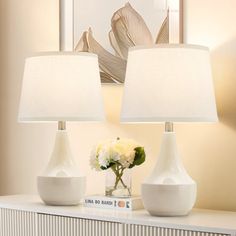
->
[18, 52, 104, 122]
[121, 45, 218, 123]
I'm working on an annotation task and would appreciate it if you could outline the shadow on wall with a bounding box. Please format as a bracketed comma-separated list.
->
[211, 38, 236, 129]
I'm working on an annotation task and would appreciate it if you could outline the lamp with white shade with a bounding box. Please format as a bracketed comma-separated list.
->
[121, 45, 218, 216]
[18, 52, 105, 205]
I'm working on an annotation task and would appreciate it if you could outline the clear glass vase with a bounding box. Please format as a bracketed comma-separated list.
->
[105, 167, 131, 198]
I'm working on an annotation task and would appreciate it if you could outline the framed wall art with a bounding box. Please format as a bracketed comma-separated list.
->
[59, 0, 183, 83]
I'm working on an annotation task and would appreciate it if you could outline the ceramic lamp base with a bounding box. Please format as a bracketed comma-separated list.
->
[37, 129, 86, 206]
[37, 176, 86, 206]
[141, 131, 197, 216]
[141, 183, 196, 216]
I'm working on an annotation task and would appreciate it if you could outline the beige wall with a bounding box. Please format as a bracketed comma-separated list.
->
[1, 0, 236, 211]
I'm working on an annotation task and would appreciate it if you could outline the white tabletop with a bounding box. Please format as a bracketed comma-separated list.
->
[0, 195, 236, 234]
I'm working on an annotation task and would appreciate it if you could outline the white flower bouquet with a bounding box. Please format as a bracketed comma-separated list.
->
[90, 138, 146, 197]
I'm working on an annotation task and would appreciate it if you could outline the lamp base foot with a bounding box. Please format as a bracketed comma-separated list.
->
[141, 183, 196, 216]
[37, 176, 86, 206]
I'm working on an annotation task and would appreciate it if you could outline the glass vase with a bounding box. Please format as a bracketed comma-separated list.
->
[105, 167, 131, 198]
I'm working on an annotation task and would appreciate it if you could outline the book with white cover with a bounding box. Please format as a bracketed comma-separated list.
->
[84, 195, 143, 211]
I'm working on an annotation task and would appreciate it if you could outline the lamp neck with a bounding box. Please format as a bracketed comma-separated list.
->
[58, 121, 66, 130]
[165, 122, 174, 132]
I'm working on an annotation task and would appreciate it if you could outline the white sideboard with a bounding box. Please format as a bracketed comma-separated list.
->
[0, 195, 236, 236]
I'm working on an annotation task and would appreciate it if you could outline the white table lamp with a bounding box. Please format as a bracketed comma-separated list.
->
[121, 45, 218, 216]
[19, 52, 105, 205]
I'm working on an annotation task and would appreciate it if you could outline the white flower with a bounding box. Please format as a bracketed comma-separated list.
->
[89, 146, 101, 171]
[112, 139, 138, 168]
[98, 147, 110, 168]
[90, 140, 114, 170]
[90, 138, 141, 170]
[119, 151, 136, 168]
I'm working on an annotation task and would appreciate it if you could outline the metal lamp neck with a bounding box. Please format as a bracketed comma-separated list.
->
[165, 122, 174, 132]
[58, 121, 66, 130]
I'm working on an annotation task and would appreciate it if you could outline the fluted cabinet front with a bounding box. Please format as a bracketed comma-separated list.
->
[0, 208, 234, 236]
[37, 213, 122, 236]
[0, 208, 37, 236]
[122, 224, 231, 236]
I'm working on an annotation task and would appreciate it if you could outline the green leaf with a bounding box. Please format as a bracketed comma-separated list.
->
[100, 162, 115, 170]
[129, 147, 146, 169]
[100, 166, 108, 170]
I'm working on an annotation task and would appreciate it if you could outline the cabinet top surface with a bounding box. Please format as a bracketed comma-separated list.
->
[0, 195, 235, 234]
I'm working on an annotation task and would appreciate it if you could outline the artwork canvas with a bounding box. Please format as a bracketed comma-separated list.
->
[60, 0, 183, 83]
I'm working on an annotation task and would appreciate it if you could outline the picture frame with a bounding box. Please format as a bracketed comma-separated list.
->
[59, 0, 183, 83]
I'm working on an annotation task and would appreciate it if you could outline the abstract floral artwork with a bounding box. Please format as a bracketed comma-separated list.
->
[68, 0, 182, 83]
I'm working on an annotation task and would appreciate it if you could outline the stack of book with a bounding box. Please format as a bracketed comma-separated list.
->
[84, 195, 143, 211]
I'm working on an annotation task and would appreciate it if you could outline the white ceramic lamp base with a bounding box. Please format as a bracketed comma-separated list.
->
[38, 176, 85, 206]
[37, 129, 86, 206]
[141, 131, 197, 216]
